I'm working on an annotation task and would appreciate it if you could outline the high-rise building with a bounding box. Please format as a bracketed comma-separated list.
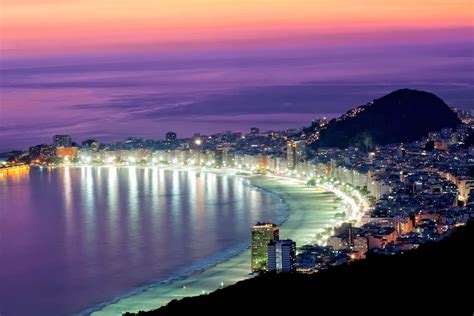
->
[82, 139, 99, 151]
[268, 239, 296, 272]
[214, 147, 224, 167]
[287, 140, 305, 169]
[53, 135, 72, 147]
[250, 127, 259, 135]
[165, 132, 177, 143]
[223, 147, 235, 167]
[214, 146, 234, 167]
[251, 222, 279, 272]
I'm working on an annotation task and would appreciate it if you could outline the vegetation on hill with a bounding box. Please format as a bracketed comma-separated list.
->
[306, 89, 460, 149]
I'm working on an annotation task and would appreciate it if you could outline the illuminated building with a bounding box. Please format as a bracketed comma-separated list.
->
[368, 152, 376, 163]
[434, 140, 447, 150]
[214, 148, 224, 167]
[250, 127, 259, 135]
[325, 162, 331, 177]
[56, 147, 78, 159]
[53, 135, 72, 147]
[82, 139, 99, 151]
[367, 227, 397, 250]
[256, 155, 268, 170]
[327, 223, 354, 250]
[29, 144, 56, 163]
[327, 236, 348, 250]
[223, 147, 235, 167]
[352, 236, 368, 259]
[0, 163, 29, 175]
[192, 133, 201, 147]
[287, 140, 305, 169]
[29, 145, 42, 160]
[415, 211, 443, 225]
[123, 137, 144, 149]
[251, 222, 279, 272]
[458, 178, 474, 204]
[393, 216, 415, 235]
[211, 146, 234, 167]
[268, 239, 296, 272]
[165, 131, 177, 143]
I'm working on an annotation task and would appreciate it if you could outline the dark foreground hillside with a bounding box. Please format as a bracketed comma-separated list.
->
[128, 221, 473, 315]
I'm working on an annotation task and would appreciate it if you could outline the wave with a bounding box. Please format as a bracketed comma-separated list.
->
[80, 241, 249, 315]
[80, 173, 290, 316]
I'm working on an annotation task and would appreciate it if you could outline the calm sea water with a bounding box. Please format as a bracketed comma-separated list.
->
[0, 167, 284, 316]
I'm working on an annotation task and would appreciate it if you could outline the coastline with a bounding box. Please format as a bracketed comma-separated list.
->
[88, 169, 345, 316]
[80, 169, 288, 316]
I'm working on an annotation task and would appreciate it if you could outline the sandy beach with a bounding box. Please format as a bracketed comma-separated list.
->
[90, 174, 344, 316]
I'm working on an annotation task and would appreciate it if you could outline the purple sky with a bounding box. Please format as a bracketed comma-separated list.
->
[1, 34, 473, 152]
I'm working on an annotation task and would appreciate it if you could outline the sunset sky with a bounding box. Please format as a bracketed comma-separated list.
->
[1, 0, 473, 57]
[0, 0, 473, 150]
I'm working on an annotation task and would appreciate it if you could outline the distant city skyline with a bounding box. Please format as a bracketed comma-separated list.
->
[1, 1, 473, 151]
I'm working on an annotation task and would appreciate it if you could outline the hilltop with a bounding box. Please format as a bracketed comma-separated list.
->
[306, 89, 461, 149]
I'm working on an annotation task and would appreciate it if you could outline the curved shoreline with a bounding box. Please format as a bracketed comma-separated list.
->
[78, 168, 289, 316]
[88, 168, 346, 316]
[80, 241, 249, 316]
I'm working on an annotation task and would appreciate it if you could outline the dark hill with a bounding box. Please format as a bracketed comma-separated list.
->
[127, 221, 473, 315]
[308, 89, 460, 149]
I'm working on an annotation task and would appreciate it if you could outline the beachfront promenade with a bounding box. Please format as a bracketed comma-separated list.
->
[88, 167, 367, 315]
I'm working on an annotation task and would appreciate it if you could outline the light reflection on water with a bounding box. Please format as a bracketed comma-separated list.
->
[0, 167, 283, 316]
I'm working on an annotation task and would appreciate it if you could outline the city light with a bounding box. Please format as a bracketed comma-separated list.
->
[2, 1, 473, 312]
[3, 114, 468, 314]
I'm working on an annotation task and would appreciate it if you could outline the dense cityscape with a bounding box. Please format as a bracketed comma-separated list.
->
[2, 1, 473, 315]
[2, 106, 473, 276]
